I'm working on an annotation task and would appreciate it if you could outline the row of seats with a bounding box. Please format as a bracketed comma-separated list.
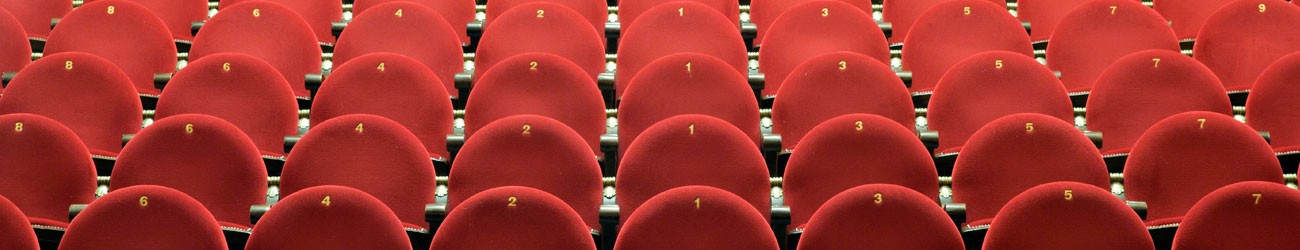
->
[3, 0, 1299, 101]
[3, 179, 1296, 249]
[0, 108, 1288, 248]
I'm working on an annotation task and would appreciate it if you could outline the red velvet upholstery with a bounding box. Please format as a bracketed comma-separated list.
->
[1124, 111, 1284, 226]
[85, 0, 208, 41]
[155, 53, 299, 158]
[246, 185, 412, 250]
[0, 195, 36, 250]
[352, 0, 475, 45]
[618, 53, 758, 155]
[44, 0, 178, 96]
[189, 1, 322, 98]
[883, 0, 1006, 44]
[1085, 50, 1232, 155]
[902, 0, 1032, 93]
[757, 0, 889, 97]
[1015, 0, 1090, 42]
[465, 53, 605, 155]
[616, 115, 769, 223]
[983, 182, 1154, 250]
[619, 0, 738, 30]
[110, 114, 268, 230]
[0, 0, 71, 39]
[772, 52, 914, 149]
[614, 186, 779, 250]
[927, 51, 1073, 155]
[485, 0, 606, 37]
[0, 52, 142, 159]
[280, 114, 436, 229]
[1153, 0, 1235, 39]
[615, 2, 746, 97]
[476, 2, 604, 81]
[314, 53, 453, 159]
[1246, 51, 1300, 152]
[1172, 181, 1300, 250]
[59, 185, 226, 250]
[1193, 0, 1300, 92]
[432, 186, 598, 250]
[0, 114, 95, 229]
[951, 113, 1110, 226]
[0, 6, 28, 81]
[796, 184, 962, 250]
[784, 114, 937, 230]
[1046, 0, 1180, 93]
[448, 115, 602, 230]
[333, 2, 463, 98]
[219, 0, 342, 44]
[750, 0, 869, 47]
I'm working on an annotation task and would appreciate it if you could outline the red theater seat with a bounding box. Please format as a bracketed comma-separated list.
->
[927, 51, 1073, 155]
[485, 0, 606, 37]
[615, 2, 746, 97]
[1193, 0, 1300, 92]
[796, 184, 963, 250]
[771, 52, 914, 150]
[280, 114, 436, 230]
[44, 0, 178, 97]
[85, 0, 208, 42]
[464, 53, 605, 155]
[0, 114, 95, 231]
[448, 115, 603, 230]
[784, 114, 937, 230]
[475, 2, 604, 81]
[154, 53, 299, 158]
[983, 182, 1154, 250]
[0, 0, 72, 40]
[750, 0, 869, 47]
[614, 186, 779, 250]
[313, 53, 454, 160]
[245, 185, 412, 250]
[758, 0, 889, 97]
[619, 0, 738, 28]
[189, 1, 322, 99]
[951, 113, 1110, 227]
[0, 195, 36, 250]
[1124, 111, 1284, 227]
[618, 53, 758, 154]
[110, 114, 268, 230]
[1172, 181, 1300, 250]
[219, 0, 342, 45]
[1085, 50, 1232, 156]
[883, 0, 1006, 44]
[1045, 0, 1180, 93]
[352, 0, 475, 45]
[0, 7, 29, 78]
[1015, 0, 1090, 42]
[433, 186, 598, 250]
[902, 0, 1032, 93]
[1246, 51, 1300, 152]
[58, 185, 226, 250]
[0, 52, 142, 161]
[1153, 0, 1235, 40]
[332, 2, 463, 98]
[616, 115, 769, 223]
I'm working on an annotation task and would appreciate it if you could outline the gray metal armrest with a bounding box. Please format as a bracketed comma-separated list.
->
[943, 202, 966, 227]
[1126, 201, 1148, 221]
[68, 204, 88, 222]
[154, 73, 172, 90]
[250, 204, 271, 225]
[283, 136, 301, 153]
